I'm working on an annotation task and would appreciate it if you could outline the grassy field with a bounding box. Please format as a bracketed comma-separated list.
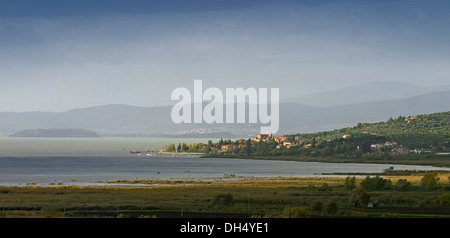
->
[0, 172, 449, 218]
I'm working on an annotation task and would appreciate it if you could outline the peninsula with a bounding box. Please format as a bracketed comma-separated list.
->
[10, 128, 100, 138]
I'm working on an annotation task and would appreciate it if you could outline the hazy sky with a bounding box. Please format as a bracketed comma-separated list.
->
[0, 0, 449, 112]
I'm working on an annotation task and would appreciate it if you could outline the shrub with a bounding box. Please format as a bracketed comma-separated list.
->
[421, 172, 440, 191]
[439, 194, 450, 206]
[282, 206, 310, 218]
[344, 177, 356, 191]
[324, 201, 338, 214]
[311, 201, 323, 213]
[139, 215, 158, 218]
[351, 188, 371, 207]
[212, 193, 234, 206]
[360, 176, 392, 191]
[395, 179, 411, 191]
[319, 182, 332, 192]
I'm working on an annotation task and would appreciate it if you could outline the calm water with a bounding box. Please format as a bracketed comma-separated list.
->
[0, 137, 218, 157]
[0, 137, 448, 187]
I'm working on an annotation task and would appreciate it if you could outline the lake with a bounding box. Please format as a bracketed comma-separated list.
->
[0, 137, 448, 187]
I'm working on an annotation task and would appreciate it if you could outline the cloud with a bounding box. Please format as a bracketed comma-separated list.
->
[0, 0, 449, 112]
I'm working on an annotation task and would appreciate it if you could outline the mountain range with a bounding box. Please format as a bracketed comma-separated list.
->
[281, 81, 450, 107]
[0, 82, 448, 137]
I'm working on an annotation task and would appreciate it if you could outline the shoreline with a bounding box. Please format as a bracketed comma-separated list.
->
[199, 153, 450, 168]
[4, 169, 450, 188]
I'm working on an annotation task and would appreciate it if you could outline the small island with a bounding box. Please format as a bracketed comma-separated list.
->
[10, 128, 100, 138]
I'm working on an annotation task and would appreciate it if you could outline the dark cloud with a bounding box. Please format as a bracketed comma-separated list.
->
[0, 0, 449, 112]
[0, 0, 276, 18]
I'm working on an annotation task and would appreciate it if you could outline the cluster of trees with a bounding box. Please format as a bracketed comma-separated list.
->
[209, 173, 449, 216]
[164, 139, 253, 154]
[344, 172, 444, 208]
[387, 113, 449, 135]
[360, 176, 392, 191]
[421, 172, 440, 191]
[164, 141, 215, 153]
[360, 113, 449, 137]
[290, 112, 449, 152]
[346, 173, 440, 193]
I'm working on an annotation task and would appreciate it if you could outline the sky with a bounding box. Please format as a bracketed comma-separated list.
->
[0, 0, 449, 112]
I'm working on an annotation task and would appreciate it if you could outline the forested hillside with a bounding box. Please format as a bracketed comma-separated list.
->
[289, 111, 449, 151]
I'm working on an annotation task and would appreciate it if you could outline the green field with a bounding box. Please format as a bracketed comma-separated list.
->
[0, 172, 449, 218]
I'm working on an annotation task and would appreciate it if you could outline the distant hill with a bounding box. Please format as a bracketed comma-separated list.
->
[10, 128, 100, 138]
[0, 90, 448, 137]
[278, 90, 450, 134]
[282, 81, 450, 107]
